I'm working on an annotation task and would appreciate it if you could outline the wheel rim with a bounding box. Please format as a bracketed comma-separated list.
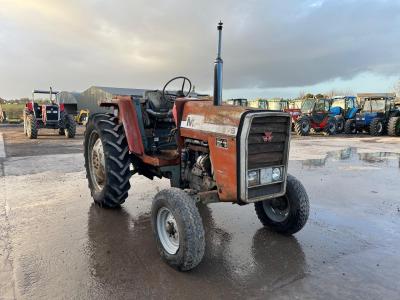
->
[262, 197, 290, 223]
[301, 121, 309, 132]
[27, 119, 31, 136]
[89, 132, 106, 192]
[329, 123, 335, 132]
[377, 122, 383, 133]
[157, 207, 180, 254]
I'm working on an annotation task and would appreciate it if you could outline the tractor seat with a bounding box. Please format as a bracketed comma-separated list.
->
[144, 90, 173, 119]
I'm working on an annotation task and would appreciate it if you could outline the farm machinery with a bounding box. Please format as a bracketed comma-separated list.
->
[346, 95, 400, 136]
[328, 96, 359, 133]
[75, 109, 90, 125]
[226, 98, 248, 106]
[84, 22, 309, 271]
[23, 88, 76, 139]
[294, 98, 336, 136]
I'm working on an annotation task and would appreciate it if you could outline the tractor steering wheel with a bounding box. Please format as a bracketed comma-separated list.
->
[162, 76, 192, 102]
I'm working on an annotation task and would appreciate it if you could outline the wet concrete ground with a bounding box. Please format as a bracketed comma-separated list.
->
[1, 126, 400, 299]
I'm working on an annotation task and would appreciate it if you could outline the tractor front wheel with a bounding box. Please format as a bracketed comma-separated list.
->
[254, 174, 309, 235]
[294, 116, 310, 136]
[64, 114, 76, 138]
[388, 116, 400, 136]
[58, 128, 65, 135]
[335, 116, 345, 133]
[151, 188, 205, 271]
[26, 114, 38, 139]
[370, 118, 384, 136]
[344, 119, 356, 134]
[323, 117, 337, 135]
[84, 113, 131, 208]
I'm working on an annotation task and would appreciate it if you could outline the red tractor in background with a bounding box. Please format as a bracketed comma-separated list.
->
[23, 88, 76, 139]
[294, 98, 336, 136]
[84, 22, 310, 271]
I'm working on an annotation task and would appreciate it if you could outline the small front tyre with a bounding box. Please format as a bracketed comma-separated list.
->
[370, 118, 384, 136]
[344, 119, 356, 134]
[64, 114, 76, 138]
[151, 188, 205, 271]
[254, 174, 309, 235]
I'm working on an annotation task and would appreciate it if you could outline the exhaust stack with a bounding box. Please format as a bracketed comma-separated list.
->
[213, 21, 223, 106]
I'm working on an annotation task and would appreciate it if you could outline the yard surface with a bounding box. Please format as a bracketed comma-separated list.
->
[1, 125, 400, 299]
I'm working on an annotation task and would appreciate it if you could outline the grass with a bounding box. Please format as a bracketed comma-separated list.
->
[0, 103, 25, 123]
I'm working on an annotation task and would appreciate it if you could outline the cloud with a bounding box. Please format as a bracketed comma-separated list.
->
[0, 0, 400, 98]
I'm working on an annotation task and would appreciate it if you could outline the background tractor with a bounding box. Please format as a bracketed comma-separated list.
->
[84, 22, 309, 271]
[23, 88, 77, 139]
[294, 98, 336, 136]
[75, 109, 90, 125]
[226, 98, 248, 107]
[329, 96, 359, 133]
[347, 95, 400, 136]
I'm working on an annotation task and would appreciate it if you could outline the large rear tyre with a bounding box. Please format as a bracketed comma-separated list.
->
[335, 116, 345, 133]
[84, 113, 131, 208]
[388, 116, 400, 136]
[151, 188, 205, 271]
[370, 118, 384, 136]
[254, 174, 309, 235]
[323, 117, 337, 135]
[344, 119, 356, 134]
[64, 114, 76, 138]
[294, 116, 310, 136]
[26, 114, 38, 139]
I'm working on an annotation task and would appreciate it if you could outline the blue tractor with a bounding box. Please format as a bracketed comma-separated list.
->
[329, 96, 359, 133]
[345, 95, 400, 136]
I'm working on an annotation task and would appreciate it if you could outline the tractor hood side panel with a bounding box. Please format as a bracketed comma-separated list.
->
[179, 101, 248, 202]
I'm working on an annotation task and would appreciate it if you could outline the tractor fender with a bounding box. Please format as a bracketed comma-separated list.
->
[329, 106, 341, 116]
[346, 107, 358, 119]
[101, 96, 145, 155]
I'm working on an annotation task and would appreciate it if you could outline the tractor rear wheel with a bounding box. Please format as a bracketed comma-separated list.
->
[26, 114, 38, 139]
[64, 114, 76, 138]
[294, 116, 310, 136]
[335, 116, 345, 133]
[84, 113, 131, 208]
[370, 118, 384, 136]
[254, 174, 309, 235]
[151, 188, 205, 271]
[388, 116, 400, 136]
[323, 117, 336, 135]
[344, 119, 356, 134]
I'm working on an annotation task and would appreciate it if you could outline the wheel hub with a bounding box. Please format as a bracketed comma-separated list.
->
[263, 197, 290, 222]
[157, 207, 179, 254]
[89, 135, 105, 191]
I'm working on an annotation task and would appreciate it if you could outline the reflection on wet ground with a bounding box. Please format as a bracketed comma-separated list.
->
[3, 147, 400, 299]
[297, 147, 400, 169]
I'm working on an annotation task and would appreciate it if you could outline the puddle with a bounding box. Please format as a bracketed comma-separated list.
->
[292, 147, 400, 169]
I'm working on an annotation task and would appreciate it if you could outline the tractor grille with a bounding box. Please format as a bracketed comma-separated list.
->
[239, 113, 290, 203]
[248, 116, 288, 169]
[45, 105, 59, 121]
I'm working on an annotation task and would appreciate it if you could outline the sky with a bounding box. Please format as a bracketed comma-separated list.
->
[1, 0, 400, 100]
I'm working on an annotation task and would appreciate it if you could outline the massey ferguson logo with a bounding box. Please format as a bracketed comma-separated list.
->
[263, 131, 273, 142]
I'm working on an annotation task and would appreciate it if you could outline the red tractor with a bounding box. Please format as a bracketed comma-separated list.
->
[84, 22, 310, 271]
[294, 98, 336, 136]
[23, 88, 76, 139]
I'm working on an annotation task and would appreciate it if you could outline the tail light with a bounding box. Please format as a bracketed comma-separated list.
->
[26, 102, 33, 111]
[59, 103, 65, 112]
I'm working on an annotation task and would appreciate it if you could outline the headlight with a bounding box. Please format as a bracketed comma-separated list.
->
[272, 167, 282, 181]
[248, 170, 260, 187]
